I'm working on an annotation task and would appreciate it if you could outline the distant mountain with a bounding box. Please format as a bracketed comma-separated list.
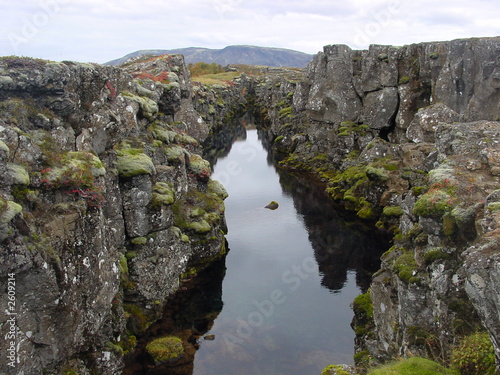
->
[106, 45, 313, 68]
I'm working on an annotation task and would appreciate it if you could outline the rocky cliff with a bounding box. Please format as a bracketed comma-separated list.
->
[0, 55, 227, 374]
[1, 35, 499, 375]
[248, 37, 500, 371]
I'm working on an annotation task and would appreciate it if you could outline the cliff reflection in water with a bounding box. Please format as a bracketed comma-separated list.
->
[123, 257, 226, 375]
[277, 171, 388, 292]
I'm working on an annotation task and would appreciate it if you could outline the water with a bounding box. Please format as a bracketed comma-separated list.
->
[190, 129, 384, 375]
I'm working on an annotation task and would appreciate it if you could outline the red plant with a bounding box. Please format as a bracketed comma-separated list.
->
[131, 71, 170, 83]
[105, 81, 117, 100]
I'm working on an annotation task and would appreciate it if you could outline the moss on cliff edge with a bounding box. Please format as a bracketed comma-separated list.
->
[116, 148, 155, 178]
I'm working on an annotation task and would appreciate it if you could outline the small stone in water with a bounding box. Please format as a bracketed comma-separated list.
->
[265, 201, 279, 210]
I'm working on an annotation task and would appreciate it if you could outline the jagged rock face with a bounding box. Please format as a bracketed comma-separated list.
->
[298, 37, 500, 144]
[245, 37, 500, 368]
[0, 56, 227, 374]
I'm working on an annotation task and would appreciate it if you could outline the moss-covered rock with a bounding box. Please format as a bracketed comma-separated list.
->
[413, 179, 457, 218]
[42, 151, 106, 186]
[264, 201, 279, 210]
[0, 199, 22, 225]
[116, 148, 155, 178]
[321, 364, 354, 375]
[392, 250, 420, 284]
[383, 206, 404, 217]
[7, 163, 30, 185]
[152, 182, 175, 206]
[122, 91, 158, 119]
[131, 237, 148, 245]
[207, 179, 228, 200]
[162, 144, 186, 162]
[146, 336, 184, 365]
[0, 139, 10, 156]
[188, 154, 211, 180]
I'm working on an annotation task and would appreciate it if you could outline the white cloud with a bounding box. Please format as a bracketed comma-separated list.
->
[0, 0, 498, 63]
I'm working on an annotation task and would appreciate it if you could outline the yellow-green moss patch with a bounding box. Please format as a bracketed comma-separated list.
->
[116, 148, 155, 178]
[146, 336, 184, 364]
[152, 182, 175, 206]
[0, 200, 22, 224]
[7, 163, 30, 185]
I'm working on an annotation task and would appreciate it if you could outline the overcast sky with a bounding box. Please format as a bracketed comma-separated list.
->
[1, 0, 499, 64]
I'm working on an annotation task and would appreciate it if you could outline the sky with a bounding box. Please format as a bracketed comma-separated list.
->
[1, 0, 499, 64]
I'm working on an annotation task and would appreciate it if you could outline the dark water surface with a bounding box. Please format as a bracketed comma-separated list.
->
[190, 129, 385, 375]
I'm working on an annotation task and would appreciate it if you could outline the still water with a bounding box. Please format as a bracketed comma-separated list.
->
[190, 129, 384, 375]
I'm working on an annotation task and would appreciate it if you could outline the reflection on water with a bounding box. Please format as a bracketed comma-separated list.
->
[124, 258, 226, 375]
[276, 171, 387, 292]
[190, 129, 387, 375]
[125, 127, 388, 375]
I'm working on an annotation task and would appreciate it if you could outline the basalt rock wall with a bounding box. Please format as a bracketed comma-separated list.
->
[0, 55, 227, 374]
[246, 37, 500, 370]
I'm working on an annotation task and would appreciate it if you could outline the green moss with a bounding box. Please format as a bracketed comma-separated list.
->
[118, 253, 129, 275]
[424, 248, 451, 265]
[365, 166, 389, 182]
[274, 135, 284, 143]
[123, 304, 154, 334]
[105, 341, 124, 356]
[383, 206, 404, 217]
[413, 180, 457, 218]
[352, 292, 373, 320]
[0, 200, 22, 225]
[377, 53, 389, 61]
[338, 121, 370, 137]
[122, 91, 158, 119]
[176, 132, 198, 146]
[11, 186, 38, 202]
[368, 357, 456, 375]
[354, 350, 372, 366]
[188, 154, 211, 177]
[116, 148, 155, 178]
[429, 52, 440, 60]
[146, 336, 184, 364]
[186, 219, 211, 234]
[152, 182, 175, 206]
[116, 334, 137, 356]
[442, 212, 457, 236]
[42, 151, 106, 188]
[162, 144, 186, 162]
[207, 179, 228, 200]
[173, 190, 223, 236]
[7, 163, 30, 185]
[278, 106, 293, 119]
[321, 364, 350, 375]
[487, 202, 500, 213]
[311, 153, 329, 162]
[0, 139, 10, 155]
[149, 123, 177, 144]
[393, 251, 419, 284]
[131, 237, 147, 245]
[357, 200, 376, 220]
[399, 75, 411, 84]
[413, 190, 456, 217]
